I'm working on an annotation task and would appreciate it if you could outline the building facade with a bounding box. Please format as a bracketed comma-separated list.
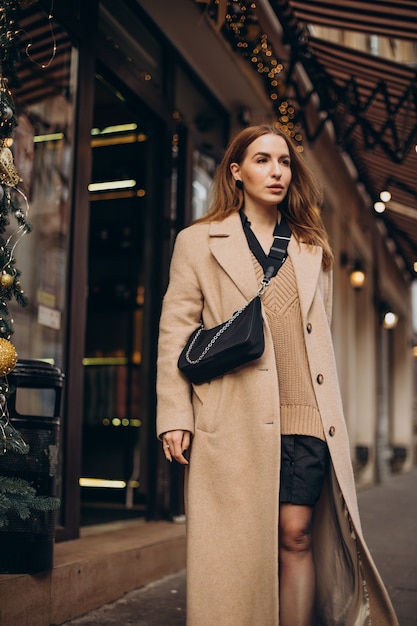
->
[5, 0, 415, 546]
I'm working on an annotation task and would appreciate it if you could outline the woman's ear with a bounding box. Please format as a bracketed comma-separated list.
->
[230, 162, 240, 181]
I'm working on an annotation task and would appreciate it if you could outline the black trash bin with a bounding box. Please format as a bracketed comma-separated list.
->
[0, 359, 64, 574]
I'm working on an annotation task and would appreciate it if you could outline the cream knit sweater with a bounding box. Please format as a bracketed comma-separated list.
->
[253, 254, 326, 441]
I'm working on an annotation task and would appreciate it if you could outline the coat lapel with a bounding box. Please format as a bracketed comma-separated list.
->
[208, 213, 323, 313]
[288, 237, 323, 321]
[209, 213, 259, 300]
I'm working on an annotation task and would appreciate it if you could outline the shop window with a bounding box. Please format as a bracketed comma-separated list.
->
[174, 65, 227, 226]
[192, 151, 217, 220]
[9, 9, 77, 389]
[98, 0, 163, 94]
[175, 65, 227, 153]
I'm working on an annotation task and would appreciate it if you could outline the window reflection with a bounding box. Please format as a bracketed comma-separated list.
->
[192, 151, 217, 221]
[9, 10, 76, 375]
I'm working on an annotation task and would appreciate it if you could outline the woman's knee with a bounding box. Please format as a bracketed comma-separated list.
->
[280, 525, 312, 553]
[279, 506, 313, 553]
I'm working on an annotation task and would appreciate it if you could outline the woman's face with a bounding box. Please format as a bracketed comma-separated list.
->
[230, 133, 292, 210]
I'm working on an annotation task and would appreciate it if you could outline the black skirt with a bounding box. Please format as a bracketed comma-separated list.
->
[279, 435, 329, 506]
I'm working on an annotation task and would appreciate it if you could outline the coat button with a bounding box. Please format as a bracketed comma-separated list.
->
[317, 374, 324, 384]
[329, 426, 336, 437]
[306, 322, 312, 333]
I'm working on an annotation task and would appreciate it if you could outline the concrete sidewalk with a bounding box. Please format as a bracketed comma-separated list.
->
[357, 468, 417, 626]
[64, 469, 417, 626]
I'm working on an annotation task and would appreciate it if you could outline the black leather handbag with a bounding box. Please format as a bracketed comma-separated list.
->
[177, 290, 265, 385]
[177, 216, 291, 385]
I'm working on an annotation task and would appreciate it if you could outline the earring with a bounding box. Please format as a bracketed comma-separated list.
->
[235, 179, 244, 190]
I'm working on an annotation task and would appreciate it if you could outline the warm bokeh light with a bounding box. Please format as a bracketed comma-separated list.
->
[379, 190, 391, 202]
[383, 311, 398, 329]
[374, 201, 386, 213]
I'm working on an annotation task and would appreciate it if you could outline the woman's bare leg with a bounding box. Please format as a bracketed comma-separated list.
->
[279, 503, 315, 626]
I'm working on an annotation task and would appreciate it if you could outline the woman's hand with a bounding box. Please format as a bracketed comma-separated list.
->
[162, 430, 191, 465]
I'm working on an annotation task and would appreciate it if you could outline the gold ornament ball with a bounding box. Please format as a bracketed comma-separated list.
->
[0, 339, 18, 376]
[0, 273, 14, 288]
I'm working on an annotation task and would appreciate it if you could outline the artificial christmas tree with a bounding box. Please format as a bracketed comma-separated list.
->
[0, 1, 61, 572]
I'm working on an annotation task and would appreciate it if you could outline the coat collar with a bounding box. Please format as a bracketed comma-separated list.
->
[208, 213, 323, 317]
[209, 213, 258, 301]
[288, 237, 323, 321]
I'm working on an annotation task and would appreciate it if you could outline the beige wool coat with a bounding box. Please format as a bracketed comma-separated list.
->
[156, 213, 398, 626]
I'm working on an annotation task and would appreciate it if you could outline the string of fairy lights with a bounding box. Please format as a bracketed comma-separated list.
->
[201, 0, 304, 150]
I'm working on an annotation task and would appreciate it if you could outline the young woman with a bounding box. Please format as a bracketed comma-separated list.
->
[156, 124, 398, 626]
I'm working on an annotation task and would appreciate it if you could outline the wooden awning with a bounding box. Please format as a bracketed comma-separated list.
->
[290, 0, 417, 42]
[270, 0, 417, 273]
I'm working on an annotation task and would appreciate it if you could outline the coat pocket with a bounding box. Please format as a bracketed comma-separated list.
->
[192, 378, 224, 434]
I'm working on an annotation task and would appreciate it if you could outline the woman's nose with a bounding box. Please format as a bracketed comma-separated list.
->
[271, 162, 282, 176]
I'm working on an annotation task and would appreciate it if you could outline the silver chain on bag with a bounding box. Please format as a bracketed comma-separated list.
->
[184, 275, 271, 365]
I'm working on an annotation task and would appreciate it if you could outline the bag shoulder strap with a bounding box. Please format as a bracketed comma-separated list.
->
[239, 210, 292, 283]
[266, 216, 291, 278]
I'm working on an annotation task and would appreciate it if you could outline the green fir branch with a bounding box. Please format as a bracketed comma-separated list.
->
[0, 421, 29, 455]
[0, 475, 35, 495]
[0, 476, 60, 528]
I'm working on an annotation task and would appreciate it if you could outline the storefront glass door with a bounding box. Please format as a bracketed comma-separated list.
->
[81, 73, 155, 525]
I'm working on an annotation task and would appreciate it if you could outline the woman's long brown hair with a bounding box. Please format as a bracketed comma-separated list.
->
[196, 124, 333, 270]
